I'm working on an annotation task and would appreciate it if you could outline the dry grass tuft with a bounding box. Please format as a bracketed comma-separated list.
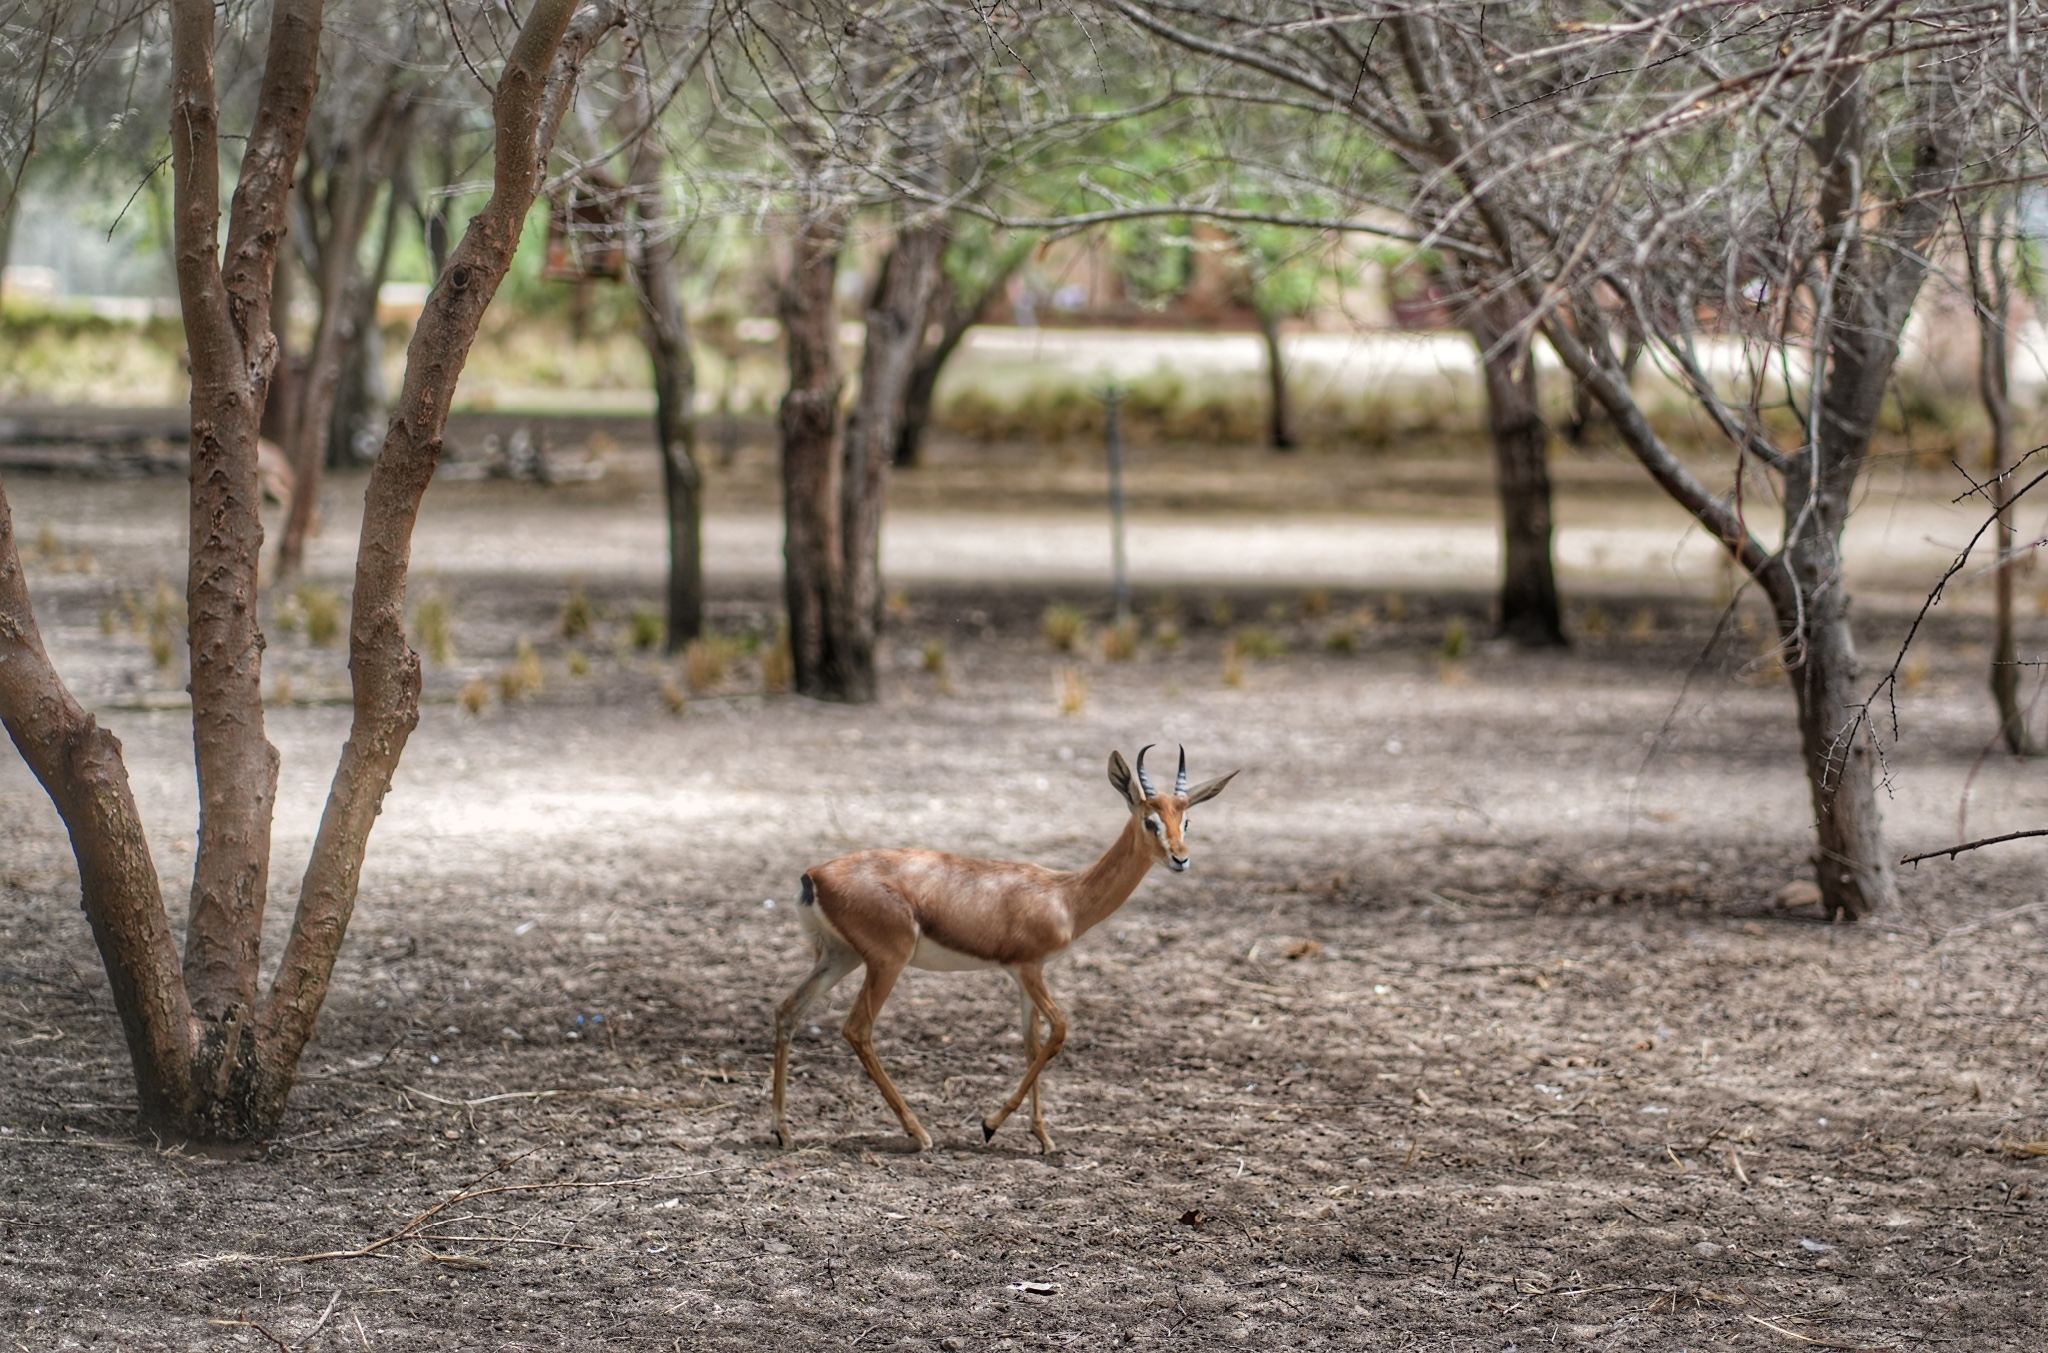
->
[560, 585, 595, 640]
[1056, 664, 1087, 714]
[760, 629, 793, 694]
[1579, 603, 1609, 639]
[1439, 617, 1470, 662]
[145, 580, 182, 670]
[661, 676, 688, 714]
[1101, 618, 1140, 662]
[1232, 626, 1285, 660]
[1299, 588, 1332, 619]
[498, 638, 545, 702]
[1042, 604, 1087, 652]
[920, 640, 953, 694]
[566, 648, 590, 677]
[628, 606, 665, 652]
[1222, 640, 1246, 689]
[411, 593, 454, 664]
[295, 583, 342, 648]
[458, 677, 490, 715]
[685, 636, 738, 693]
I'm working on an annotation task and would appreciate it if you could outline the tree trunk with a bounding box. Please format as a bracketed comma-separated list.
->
[838, 220, 947, 701]
[277, 90, 408, 578]
[0, 478, 196, 1131]
[893, 241, 1022, 469]
[1961, 204, 2033, 754]
[1460, 278, 1564, 647]
[777, 210, 850, 700]
[328, 142, 409, 470]
[893, 269, 956, 471]
[170, 0, 313, 1133]
[1256, 305, 1297, 451]
[0, 0, 615, 1143]
[623, 50, 702, 653]
[253, 0, 620, 1130]
[1765, 482, 1895, 922]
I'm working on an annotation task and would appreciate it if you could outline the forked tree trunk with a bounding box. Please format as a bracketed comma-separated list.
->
[893, 242, 1022, 469]
[622, 49, 702, 653]
[277, 90, 410, 578]
[1459, 275, 1565, 647]
[778, 210, 850, 700]
[838, 219, 947, 701]
[1256, 305, 1297, 451]
[0, 0, 616, 1142]
[254, 1, 619, 1129]
[171, 0, 308, 1128]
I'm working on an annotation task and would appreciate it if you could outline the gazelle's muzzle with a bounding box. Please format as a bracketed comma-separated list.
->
[1167, 854, 1191, 873]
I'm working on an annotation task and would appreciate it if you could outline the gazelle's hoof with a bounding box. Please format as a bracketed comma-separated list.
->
[1033, 1128, 1056, 1154]
[981, 1119, 998, 1143]
[772, 1125, 793, 1150]
[911, 1127, 934, 1151]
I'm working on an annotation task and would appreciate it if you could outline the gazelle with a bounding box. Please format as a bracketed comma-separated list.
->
[771, 744, 1238, 1153]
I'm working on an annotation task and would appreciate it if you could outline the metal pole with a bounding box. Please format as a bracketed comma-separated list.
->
[1102, 385, 1130, 623]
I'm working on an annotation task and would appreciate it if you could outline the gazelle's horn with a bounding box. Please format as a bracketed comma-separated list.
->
[1134, 743, 1157, 798]
[1175, 745, 1188, 797]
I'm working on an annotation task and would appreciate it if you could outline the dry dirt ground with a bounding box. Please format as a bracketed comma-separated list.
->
[1, 433, 2045, 1352]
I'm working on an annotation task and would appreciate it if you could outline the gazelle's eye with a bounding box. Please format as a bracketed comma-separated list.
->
[1145, 817, 1161, 835]
[1183, 817, 1192, 835]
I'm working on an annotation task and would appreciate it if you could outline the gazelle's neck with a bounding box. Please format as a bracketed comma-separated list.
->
[1066, 813, 1156, 937]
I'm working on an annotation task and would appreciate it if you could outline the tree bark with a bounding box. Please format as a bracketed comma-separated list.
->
[1458, 274, 1564, 647]
[0, 0, 612, 1143]
[253, 0, 619, 1129]
[328, 138, 410, 471]
[170, 0, 319, 1128]
[893, 241, 1023, 469]
[622, 45, 703, 653]
[1256, 305, 1297, 451]
[778, 209, 850, 700]
[0, 476, 195, 1130]
[838, 219, 947, 701]
[277, 89, 409, 578]
[1961, 204, 2033, 755]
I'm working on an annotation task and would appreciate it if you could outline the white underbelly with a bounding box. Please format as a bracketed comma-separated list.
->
[910, 932, 999, 972]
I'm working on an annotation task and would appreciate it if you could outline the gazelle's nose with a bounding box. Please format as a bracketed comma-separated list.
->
[1168, 855, 1190, 873]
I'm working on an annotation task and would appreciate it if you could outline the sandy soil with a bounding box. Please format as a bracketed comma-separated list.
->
[1, 440, 2045, 1351]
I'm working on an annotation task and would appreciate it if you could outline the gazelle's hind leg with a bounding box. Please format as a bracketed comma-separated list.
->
[771, 945, 859, 1149]
[983, 963, 1065, 1149]
[841, 956, 933, 1150]
[1017, 978, 1054, 1153]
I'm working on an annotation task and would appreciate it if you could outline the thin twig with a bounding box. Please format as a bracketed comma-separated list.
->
[1900, 829, 2048, 865]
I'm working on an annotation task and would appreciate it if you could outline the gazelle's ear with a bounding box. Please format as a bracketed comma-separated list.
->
[1107, 750, 1144, 807]
[1183, 769, 1240, 807]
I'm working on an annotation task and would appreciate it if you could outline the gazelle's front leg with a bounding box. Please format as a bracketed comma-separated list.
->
[1016, 980, 1054, 1152]
[842, 956, 933, 1150]
[984, 963, 1065, 1149]
[771, 947, 858, 1149]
